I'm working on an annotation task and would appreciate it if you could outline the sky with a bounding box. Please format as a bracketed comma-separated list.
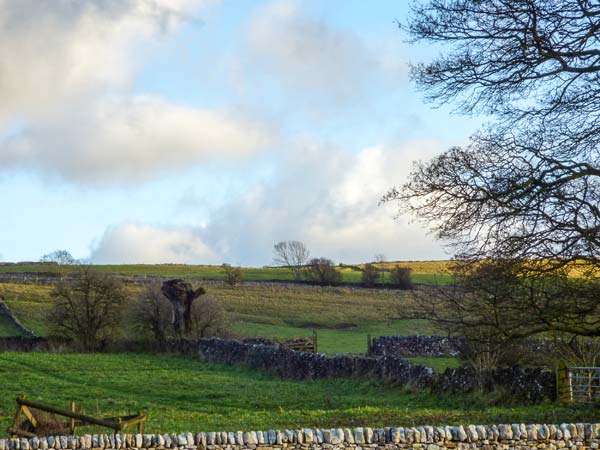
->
[0, 0, 482, 266]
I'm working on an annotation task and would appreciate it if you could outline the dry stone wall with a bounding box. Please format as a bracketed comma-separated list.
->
[2, 424, 600, 450]
[0, 299, 36, 337]
[369, 336, 465, 357]
[168, 338, 555, 401]
[0, 336, 556, 401]
[369, 336, 558, 361]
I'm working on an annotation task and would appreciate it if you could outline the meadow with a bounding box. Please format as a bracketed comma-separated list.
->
[0, 262, 454, 285]
[0, 282, 449, 364]
[1, 263, 599, 435]
[0, 352, 593, 434]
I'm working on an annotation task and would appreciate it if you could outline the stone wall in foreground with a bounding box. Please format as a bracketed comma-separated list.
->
[2, 424, 600, 450]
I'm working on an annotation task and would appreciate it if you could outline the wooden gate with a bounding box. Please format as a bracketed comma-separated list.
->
[281, 331, 318, 353]
[8, 397, 146, 438]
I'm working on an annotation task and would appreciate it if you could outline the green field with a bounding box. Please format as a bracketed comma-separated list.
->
[0, 262, 454, 285]
[0, 282, 447, 358]
[0, 316, 22, 337]
[0, 352, 594, 434]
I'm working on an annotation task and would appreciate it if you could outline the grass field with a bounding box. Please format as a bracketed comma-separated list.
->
[0, 262, 455, 370]
[0, 282, 443, 356]
[0, 316, 22, 337]
[0, 352, 595, 434]
[0, 262, 454, 285]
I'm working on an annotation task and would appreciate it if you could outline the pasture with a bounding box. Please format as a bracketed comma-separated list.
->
[0, 282, 447, 361]
[0, 262, 454, 285]
[0, 352, 592, 434]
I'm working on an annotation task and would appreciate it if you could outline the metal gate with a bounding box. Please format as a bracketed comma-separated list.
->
[557, 366, 600, 402]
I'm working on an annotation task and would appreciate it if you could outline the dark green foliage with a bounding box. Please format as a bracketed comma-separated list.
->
[361, 263, 381, 287]
[222, 264, 243, 286]
[304, 258, 342, 285]
[390, 266, 413, 290]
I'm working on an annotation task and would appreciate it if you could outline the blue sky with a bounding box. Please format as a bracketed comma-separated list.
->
[0, 0, 482, 265]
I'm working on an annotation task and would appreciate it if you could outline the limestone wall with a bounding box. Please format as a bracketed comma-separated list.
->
[2, 424, 599, 450]
[369, 336, 464, 357]
[173, 338, 556, 401]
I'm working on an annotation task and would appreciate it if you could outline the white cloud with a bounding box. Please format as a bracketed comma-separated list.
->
[0, 0, 274, 183]
[91, 223, 217, 264]
[1, 95, 272, 182]
[0, 0, 202, 122]
[248, 0, 377, 103]
[201, 139, 448, 265]
[88, 139, 447, 265]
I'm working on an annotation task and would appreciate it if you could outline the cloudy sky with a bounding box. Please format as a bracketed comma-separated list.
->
[0, 0, 481, 265]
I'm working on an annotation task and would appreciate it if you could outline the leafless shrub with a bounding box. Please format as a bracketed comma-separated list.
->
[389, 266, 413, 289]
[187, 295, 229, 338]
[361, 263, 381, 287]
[48, 267, 126, 351]
[131, 284, 173, 344]
[222, 264, 243, 286]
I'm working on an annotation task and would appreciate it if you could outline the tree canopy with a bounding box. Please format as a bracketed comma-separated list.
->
[385, 0, 600, 343]
[385, 0, 600, 269]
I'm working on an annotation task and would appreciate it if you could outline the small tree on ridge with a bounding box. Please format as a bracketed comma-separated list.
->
[273, 240, 310, 281]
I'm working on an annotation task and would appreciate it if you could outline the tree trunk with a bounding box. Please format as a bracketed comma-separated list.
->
[161, 279, 206, 337]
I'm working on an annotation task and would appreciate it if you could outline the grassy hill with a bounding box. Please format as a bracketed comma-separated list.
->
[0, 262, 454, 285]
[0, 316, 23, 337]
[0, 282, 446, 360]
[0, 352, 593, 433]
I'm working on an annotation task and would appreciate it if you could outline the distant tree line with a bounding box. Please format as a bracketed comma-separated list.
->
[272, 240, 413, 288]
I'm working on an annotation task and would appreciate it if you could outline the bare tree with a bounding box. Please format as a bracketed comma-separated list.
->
[405, 260, 600, 358]
[361, 263, 381, 287]
[389, 266, 413, 290]
[48, 267, 126, 350]
[133, 285, 228, 342]
[405, 0, 600, 131]
[161, 279, 206, 336]
[132, 284, 173, 345]
[373, 254, 387, 264]
[187, 295, 228, 338]
[382, 0, 600, 339]
[383, 0, 600, 272]
[273, 240, 310, 280]
[40, 250, 77, 265]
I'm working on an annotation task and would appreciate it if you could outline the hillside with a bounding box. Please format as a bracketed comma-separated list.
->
[0, 261, 454, 285]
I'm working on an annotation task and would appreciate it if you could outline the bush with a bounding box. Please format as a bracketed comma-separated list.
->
[222, 264, 243, 286]
[389, 266, 413, 289]
[361, 263, 381, 287]
[132, 284, 230, 343]
[131, 284, 173, 345]
[48, 267, 126, 351]
[187, 295, 229, 338]
[304, 258, 342, 285]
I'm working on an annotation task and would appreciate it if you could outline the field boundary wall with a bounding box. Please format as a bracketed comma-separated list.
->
[2, 423, 599, 450]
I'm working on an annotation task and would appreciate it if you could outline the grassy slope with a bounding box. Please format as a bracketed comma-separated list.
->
[0, 352, 594, 434]
[0, 282, 460, 370]
[0, 283, 446, 356]
[0, 316, 22, 337]
[0, 263, 454, 285]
